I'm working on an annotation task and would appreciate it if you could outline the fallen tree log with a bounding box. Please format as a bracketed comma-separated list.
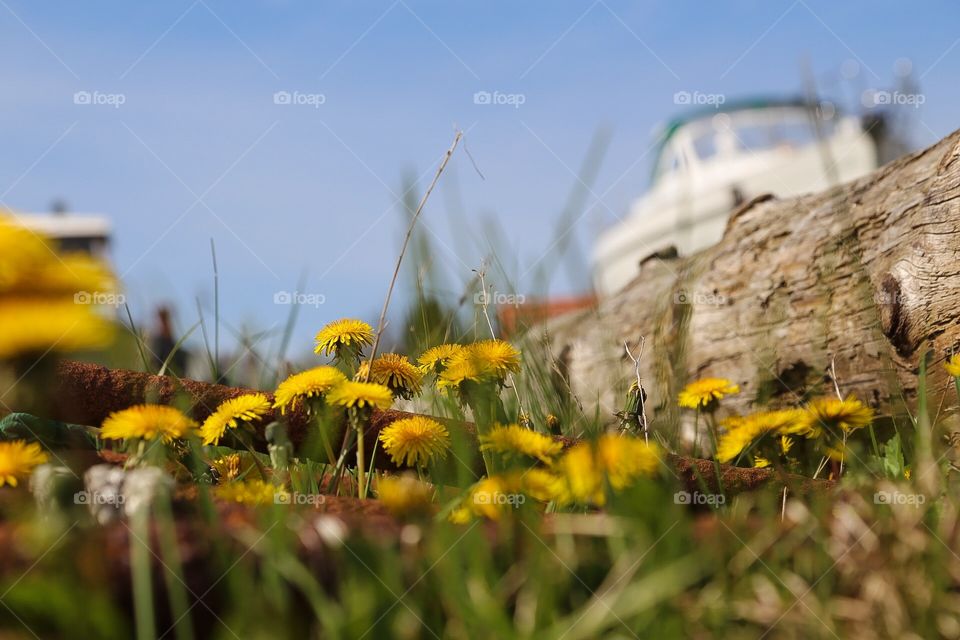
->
[545, 130, 960, 428]
[47, 360, 832, 496]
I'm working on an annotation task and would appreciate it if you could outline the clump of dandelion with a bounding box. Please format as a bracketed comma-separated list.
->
[678, 377, 740, 409]
[433, 339, 522, 476]
[0, 441, 48, 487]
[479, 424, 562, 464]
[358, 353, 423, 399]
[215, 478, 283, 506]
[553, 434, 661, 506]
[273, 366, 346, 415]
[100, 405, 197, 443]
[376, 473, 434, 518]
[417, 343, 464, 374]
[314, 318, 374, 361]
[201, 393, 272, 446]
[378, 416, 450, 468]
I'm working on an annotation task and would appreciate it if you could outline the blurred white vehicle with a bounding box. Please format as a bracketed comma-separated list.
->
[592, 98, 880, 296]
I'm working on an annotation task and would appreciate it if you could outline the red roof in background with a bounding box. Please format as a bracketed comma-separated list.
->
[497, 294, 596, 337]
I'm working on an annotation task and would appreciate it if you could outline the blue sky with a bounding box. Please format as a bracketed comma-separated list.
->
[2, 1, 959, 359]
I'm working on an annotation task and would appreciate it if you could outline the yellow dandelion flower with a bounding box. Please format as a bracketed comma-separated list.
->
[754, 456, 770, 468]
[520, 468, 566, 503]
[417, 344, 464, 373]
[326, 380, 393, 410]
[596, 434, 661, 489]
[376, 474, 434, 517]
[314, 318, 374, 357]
[0, 441, 48, 487]
[554, 435, 661, 505]
[453, 469, 567, 521]
[211, 454, 243, 481]
[435, 340, 521, 390]
[0, 218, 117, 297]
[801, 396, 874, 435]
[0, 298, 114, 359]
[0, 218, 58, 291]
[31, 253, 118, 299]
[436, 355, 488, 390]
[215, 479, 283, 506]
[448, 505, 473, 524]
[379, 416, 450, 468]
[201, 393, 272, 445]
[100, 405, 197, 442]
[467, 475, 514, 521]
[678, 377, 740, 409]
[945, 355, 960, 378]
[273, 366, 347, 414]
[716, 409, 806, 463]
[467, 340, 521, 379]
[358, 353, 422, 398]
[480, 424, 563, 463]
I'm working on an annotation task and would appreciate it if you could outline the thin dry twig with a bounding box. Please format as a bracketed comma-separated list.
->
[364, 130, 463, 378]
[624, 336, 649, 443]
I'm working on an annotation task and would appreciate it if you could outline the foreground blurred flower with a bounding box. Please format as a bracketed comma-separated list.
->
[451, 468, 567, 523]
[273, 366, 347, 414]
[715, 409, 805, 463]
[678, 377, 740, 409]
[0, 298, 114, 358]
[479, 424, 562, 464]
[519, 468, 566, 503]
[0, 441, 48, 487]
[801, 396, 874, 435]
[327, 381, 393, 410]
[417, 344, 464, 374]
[0, 217, 118, 361]
[215, 479, 283, 506]
[201, 393, 272, 445]
[379, 416, 450, 468]
[467, 475, 513, 521]
[100, 405, 197, 442]
[0, 218, 116, 296]
[358, 353, 422, 399]
[945, 354, 960, 378]
[314, 318, 374, 359]
[554, 435, 661, 505]
[376, 474, 434, 518]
